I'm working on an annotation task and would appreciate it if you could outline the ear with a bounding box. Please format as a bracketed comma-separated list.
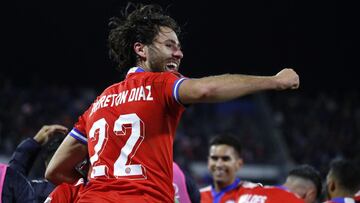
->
[305, 188, 317, 203]
[134, 42, 147, 58]
[328, 180, 336, 193]
[237, 158, 244, 169]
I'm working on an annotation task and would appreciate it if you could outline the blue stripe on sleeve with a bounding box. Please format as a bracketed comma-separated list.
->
[173, 78, 187, 105]
[69, 128, 87, 144]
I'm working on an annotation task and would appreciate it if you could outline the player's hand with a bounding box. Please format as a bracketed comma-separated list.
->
[274, 68, 300, 90]
[33, 124, 68, 145]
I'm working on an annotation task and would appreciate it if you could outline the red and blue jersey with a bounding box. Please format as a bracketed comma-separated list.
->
[200, 178, 261, 203]
[236, 185, 305, 203]
[69, 67, 187, 202]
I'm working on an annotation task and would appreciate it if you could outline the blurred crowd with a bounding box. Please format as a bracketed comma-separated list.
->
[0, 82, 96, 156]
[268, 90, 360, 176]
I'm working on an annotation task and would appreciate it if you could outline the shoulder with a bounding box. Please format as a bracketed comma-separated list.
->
[240, 181, 263, 189]
[200, 185, 212, 193]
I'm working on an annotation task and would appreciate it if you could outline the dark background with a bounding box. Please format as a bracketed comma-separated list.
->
[1, 0, 358, 91]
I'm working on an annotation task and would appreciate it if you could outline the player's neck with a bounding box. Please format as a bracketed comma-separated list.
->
[136, 62, 151, 72]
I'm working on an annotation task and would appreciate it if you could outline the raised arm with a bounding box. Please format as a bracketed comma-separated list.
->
[45, 135, 87, 185]
[178, 68, 299, 104]
[8, 124, 68, 175]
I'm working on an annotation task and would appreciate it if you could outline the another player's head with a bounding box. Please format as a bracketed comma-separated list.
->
[325, 158, 360, 200]
[207, 135, 243, 190]
[283, 164, 322, 203]
[108, 3, 182, 73]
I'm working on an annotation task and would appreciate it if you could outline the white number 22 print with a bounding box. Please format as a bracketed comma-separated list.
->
[88, 113, 145, 179]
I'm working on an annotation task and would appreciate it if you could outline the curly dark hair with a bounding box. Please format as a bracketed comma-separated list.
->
[108, 3, 181, 72]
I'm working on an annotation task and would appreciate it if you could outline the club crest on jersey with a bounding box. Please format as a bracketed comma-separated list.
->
[90, 85, 153, 116]
[125, 167, 131, 174]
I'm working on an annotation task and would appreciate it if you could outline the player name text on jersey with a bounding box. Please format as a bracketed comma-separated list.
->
[238, 194, 267, 203]
[90, 85, 153, 116]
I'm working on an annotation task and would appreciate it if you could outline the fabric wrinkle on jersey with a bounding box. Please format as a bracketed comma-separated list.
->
[69, 67, 187, 202]
[200, 178, 262, 203]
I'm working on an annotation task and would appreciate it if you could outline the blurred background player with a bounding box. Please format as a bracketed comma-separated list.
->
[8, 124, 68, 202]
[324, 158, 360, 203]
[200, 135, 262, 203]
[355, 191, 360, 203]
[173, 162, 200, 203]
[1, 162, 36, 202]
[237, 164, 322, 203]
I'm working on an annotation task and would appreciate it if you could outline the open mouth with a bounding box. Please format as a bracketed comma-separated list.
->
[166, 62, 178, 71]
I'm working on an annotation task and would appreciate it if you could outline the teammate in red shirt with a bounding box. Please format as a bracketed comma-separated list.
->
[237, 186, 305, 203]
[44, 178, 85, 203]
[200, 135, 262, 203]
[237, 165, 322, 203]
[324, 159, 360, 203]
[45, 3, 300, 202]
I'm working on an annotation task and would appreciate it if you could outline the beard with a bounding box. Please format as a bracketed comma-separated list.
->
[146, 44, 179, 72]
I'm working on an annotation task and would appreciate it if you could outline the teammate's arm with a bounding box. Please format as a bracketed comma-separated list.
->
[178, 68, 299, 104]
[45, 136, 87, 185]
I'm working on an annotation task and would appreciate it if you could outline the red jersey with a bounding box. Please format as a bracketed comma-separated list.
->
[44, 178, 85, 203]
[237, 186, 305, 203]
[69, 67, 186, 202]
[200, 179, 261, 203]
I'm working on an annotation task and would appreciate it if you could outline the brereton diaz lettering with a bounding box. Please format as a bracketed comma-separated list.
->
[90, 85, 153, 116]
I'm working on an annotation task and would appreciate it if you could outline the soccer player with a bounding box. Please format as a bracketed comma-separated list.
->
[237, 165, 322, 203]
[323, 159, 360, 203]
[200, 135, 262, 203]
[8, 124, 68, 202]
[45, 162, 199, 203]
[45, 3, 300, 202]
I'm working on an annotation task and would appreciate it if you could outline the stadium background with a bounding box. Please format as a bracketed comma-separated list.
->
[1, 0, 358, 189]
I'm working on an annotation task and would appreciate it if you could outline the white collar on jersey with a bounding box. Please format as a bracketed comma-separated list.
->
[127, 67, 145, 75]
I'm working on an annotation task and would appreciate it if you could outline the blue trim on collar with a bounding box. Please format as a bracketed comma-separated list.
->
[274, 185, 289, 191]
[127, 67, 145, 75]
[211, 178, 241, 203]
[330, 197, 355, 203]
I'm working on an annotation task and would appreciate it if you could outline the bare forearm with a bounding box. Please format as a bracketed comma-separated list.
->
[198, 74, 277, 102]
[46, 167, 83, 185]
[45, 135, 87, 185]
[179, 68, 299, 104]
